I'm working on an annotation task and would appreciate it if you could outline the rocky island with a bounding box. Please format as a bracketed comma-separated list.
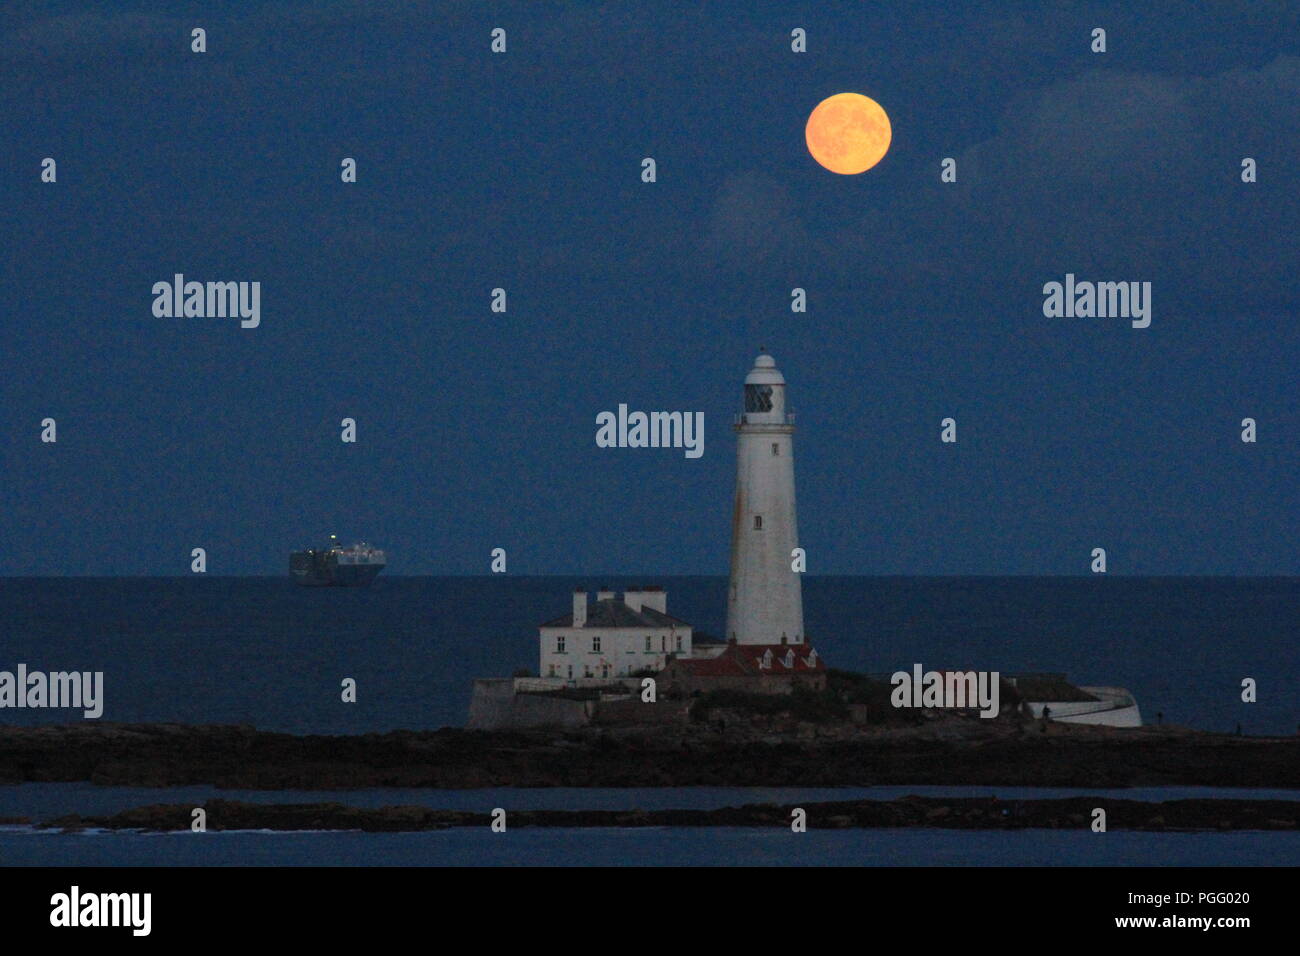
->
[2, 709, 1297, 792]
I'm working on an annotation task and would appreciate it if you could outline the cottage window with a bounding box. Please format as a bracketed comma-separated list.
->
[645, 636, 652, 652]
[592, 636, 601, 653]
[676, 635, 683, 652]
[556, 635, 566, 653]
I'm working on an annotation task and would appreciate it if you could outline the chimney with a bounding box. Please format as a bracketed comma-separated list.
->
[624, 589, 644, 613]
[596, 587, 615, 602]
[640, 586, 667, 614]
[573, 589, 587, 628]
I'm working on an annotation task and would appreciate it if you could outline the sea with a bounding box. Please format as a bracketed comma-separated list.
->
[1, 575, 1296, 866]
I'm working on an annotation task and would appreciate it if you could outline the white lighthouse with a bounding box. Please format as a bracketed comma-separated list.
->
[726, 351, 804, 645]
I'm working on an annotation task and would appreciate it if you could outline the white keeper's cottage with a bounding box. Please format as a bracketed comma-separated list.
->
[539, 588, 693, 679]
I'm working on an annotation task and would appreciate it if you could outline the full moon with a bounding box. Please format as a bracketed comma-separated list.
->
[805, 92, 892, 175]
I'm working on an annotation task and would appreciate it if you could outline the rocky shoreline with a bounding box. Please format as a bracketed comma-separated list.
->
[24, 795, 1300, 833]
[1, 719, 1298, 790]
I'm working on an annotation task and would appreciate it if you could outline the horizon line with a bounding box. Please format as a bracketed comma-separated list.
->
[3, 573, 1297, 581]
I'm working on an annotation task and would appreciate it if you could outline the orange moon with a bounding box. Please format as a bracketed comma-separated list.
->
[805, 93, 892, 175]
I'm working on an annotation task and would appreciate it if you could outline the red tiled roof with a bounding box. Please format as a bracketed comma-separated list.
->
[672, 642, 823, 677]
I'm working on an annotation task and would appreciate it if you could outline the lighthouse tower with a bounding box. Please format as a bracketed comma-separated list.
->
[726, 351, 804, 645]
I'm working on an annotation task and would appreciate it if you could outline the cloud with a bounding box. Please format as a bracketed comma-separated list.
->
[697, 170, 815, 270]
[966, 71, 1200, 188]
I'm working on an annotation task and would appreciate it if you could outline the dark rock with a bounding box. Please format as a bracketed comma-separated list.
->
[1, 721, 1298, 791]
[42, 796, 1300, 833]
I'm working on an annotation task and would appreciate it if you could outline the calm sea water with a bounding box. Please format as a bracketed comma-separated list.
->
[0, 576, 1295, 734]
[4, 826, 1296, 867]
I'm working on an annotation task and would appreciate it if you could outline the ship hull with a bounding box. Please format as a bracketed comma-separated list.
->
[290, 551, 385, 587]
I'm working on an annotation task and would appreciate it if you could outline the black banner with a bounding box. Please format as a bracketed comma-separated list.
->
[0, 866, 1285, 942]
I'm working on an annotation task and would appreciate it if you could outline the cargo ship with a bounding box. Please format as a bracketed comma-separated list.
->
[290, 536, 386, 587]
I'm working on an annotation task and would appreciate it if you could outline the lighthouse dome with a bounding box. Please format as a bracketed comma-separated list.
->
[745, 352, 785, 386]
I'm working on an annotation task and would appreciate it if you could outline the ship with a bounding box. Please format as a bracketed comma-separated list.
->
[290, 536, 386, 587]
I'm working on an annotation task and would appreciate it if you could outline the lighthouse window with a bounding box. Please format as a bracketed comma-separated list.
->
[772, 443, 779, 456]
[592, 636, 601, 653]
[744, 384, 773, 412]
[754, 515, 763, 530]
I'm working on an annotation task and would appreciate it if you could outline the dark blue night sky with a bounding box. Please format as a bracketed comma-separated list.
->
[3, 1, 1297, 575]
